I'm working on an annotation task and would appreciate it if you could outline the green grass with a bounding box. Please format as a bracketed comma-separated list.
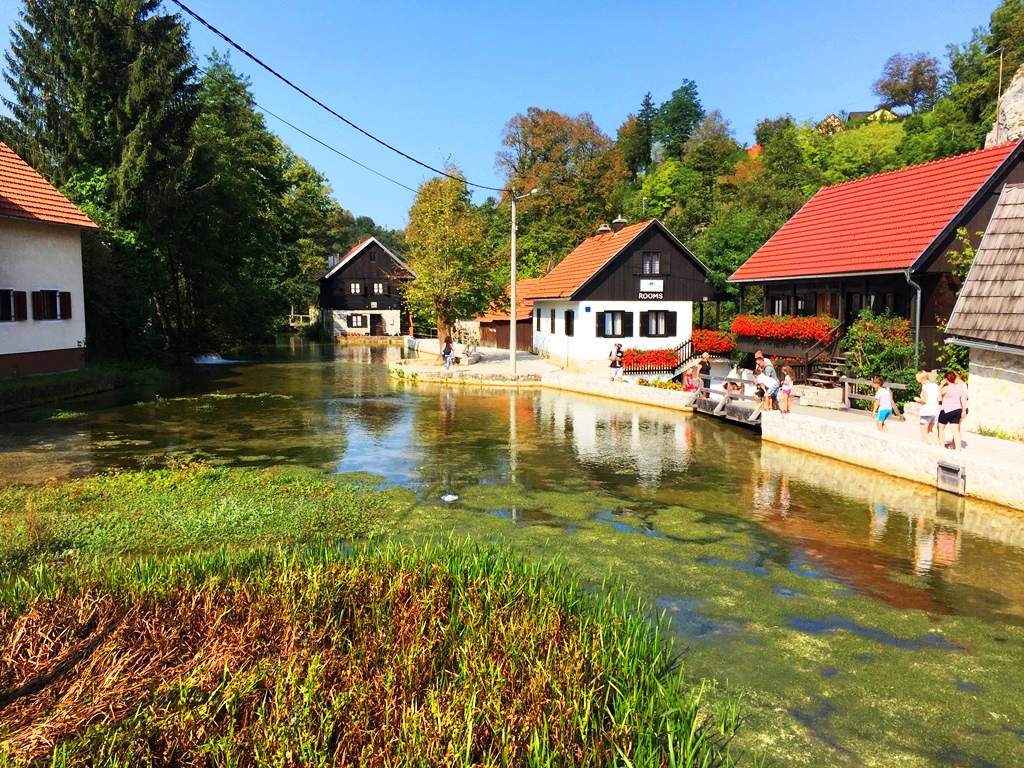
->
[0, 459, 389, 572]
[0, 542, 749, 767]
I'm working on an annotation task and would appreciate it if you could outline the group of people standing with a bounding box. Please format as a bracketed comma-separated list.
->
[912, 369, 969, 450]
[750, 350, 795, 413]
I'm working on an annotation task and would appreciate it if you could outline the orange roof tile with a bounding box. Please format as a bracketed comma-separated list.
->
[730, 142, 1021, 282]
[746, 144, 762, 157]
[0, 142, 97, 229]
[533, 220, 656, 298]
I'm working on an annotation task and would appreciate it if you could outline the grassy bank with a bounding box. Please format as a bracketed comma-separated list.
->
[0, 466, 748, 766]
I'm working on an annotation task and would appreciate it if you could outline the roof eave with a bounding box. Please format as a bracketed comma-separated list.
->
[730, 268, 908, 284]
[0, 212, 99, 231]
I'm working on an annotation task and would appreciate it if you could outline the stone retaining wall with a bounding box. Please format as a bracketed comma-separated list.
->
[541, 373, 696, 412]
[760, 410, 1024, 511]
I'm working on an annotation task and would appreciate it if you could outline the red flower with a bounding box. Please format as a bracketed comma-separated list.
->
[691, 329, 736, 354]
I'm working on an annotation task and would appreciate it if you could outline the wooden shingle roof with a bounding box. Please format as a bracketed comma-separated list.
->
[730, 142, 1022, 283]
[0, 141, 97, 229]
[946, 183, 1024, 350]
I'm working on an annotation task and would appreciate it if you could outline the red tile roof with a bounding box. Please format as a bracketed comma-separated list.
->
[730, 142, 1021, 282]
[0, 141, 98, 229]
[747, 144, 762, 157]
[533, 220, 656, 298]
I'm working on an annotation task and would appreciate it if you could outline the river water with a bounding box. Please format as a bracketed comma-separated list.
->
[1, 340, 1023, 767]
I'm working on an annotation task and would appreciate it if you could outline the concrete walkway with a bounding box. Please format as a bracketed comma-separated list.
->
[394, 339, 1023, 510]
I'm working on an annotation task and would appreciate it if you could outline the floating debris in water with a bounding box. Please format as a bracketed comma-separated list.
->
[441, 494, 459, 502]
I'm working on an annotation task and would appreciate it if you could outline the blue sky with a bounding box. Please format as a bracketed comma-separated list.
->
[0, 0, 1002, 229]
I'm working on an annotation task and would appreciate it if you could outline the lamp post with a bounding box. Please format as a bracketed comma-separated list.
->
[509, 188, 538, 376]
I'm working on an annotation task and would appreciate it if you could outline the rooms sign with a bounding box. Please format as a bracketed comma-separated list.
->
[638, 278, 664, 300]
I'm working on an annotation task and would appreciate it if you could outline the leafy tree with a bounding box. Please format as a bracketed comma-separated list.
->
[653, 79, 705, 160]
[404, 168, 492, 344]
[497, 107, 629, 270]
[820, 121, 904, 184]
[873, 52, 941, 113]
[616, 92, 657, 181]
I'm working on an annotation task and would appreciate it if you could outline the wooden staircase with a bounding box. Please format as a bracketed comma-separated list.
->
[805, 354, 846, 388]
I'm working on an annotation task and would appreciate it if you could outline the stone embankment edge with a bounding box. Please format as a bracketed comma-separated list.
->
[760, 410, 1024, 512]
[540, 373, 695, 412]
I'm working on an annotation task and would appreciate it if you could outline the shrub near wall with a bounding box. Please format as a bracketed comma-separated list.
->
[841, 308, 919, 405]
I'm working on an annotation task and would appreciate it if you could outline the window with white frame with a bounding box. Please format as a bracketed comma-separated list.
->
[642, 251, 661, 275]
[349, 282, 362, 294]
[349, 314, 366, 328]
[373, 282, 385, 295]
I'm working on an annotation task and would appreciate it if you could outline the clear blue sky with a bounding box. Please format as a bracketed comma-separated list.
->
[0, 0, 1002, 229]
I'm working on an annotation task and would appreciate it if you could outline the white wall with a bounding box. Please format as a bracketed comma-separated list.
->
[532, 299, 693, 368]
[0, 219, 86, 354]
[329, 309, 402, 337]
[967, 348, 1024, 438]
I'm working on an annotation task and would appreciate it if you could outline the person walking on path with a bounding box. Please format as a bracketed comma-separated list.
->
[609, 343, 624, 382]
[914, 370, 940, 445]
[872, 375, 894, 432]
[441, 336, 455, 370]
[938, 371, 967, 451]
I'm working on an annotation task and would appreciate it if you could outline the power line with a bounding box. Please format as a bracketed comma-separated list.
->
[167, 0, 507, 193]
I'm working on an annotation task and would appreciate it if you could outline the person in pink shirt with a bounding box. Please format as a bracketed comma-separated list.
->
[937, 371, 967, 451]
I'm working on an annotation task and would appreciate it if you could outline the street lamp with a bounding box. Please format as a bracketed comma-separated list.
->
[509, 187, 538, 375]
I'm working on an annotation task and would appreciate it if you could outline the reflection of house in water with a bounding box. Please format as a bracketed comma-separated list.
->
[535, 393, 692, 488]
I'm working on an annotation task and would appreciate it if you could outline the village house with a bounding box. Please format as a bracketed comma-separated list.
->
[728, 141, 1024, 368]
[476, 277, 543, 352]
[527, 218, 716, 371]
[318, 237, 414, 337]
[945, 183, 1024, 438]
[0, 141, 97, 378]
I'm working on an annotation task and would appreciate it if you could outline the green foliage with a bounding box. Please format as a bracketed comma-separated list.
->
[0, 462, 386, 570]
[820, 121, 905, 184]
[653, 78, 705, 160]
[872, 52, 941, 112]
[841, 309, 920, 403]
[404, 168, 494, 341]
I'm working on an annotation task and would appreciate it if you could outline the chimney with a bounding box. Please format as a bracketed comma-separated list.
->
[596, 223, 612, 234]
[611, 215, 627, 233]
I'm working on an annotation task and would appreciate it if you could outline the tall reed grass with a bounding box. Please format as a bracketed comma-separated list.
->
[0, 542, 750, 767]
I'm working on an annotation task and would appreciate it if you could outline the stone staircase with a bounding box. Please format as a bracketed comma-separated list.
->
[805, 354, 847, 388]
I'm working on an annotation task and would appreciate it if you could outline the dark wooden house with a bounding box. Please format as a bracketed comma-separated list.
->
[318, 237, 414, 337]
[728, 141, 1024, 366]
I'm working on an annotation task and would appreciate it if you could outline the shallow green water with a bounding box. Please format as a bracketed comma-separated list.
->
[1, 340, 1023, 767]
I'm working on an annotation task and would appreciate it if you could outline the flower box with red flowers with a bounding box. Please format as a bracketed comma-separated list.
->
[691, 329, 736, 355]
[731, 314, 838, 356]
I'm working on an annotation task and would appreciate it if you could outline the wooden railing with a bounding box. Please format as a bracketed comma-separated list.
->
[803, 322, 845, 381]
[696, 375, 763, 422]
[839, 376, 908, 420]
[622, 339, 696, 376]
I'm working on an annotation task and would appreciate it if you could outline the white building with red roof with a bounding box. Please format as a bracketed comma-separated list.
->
[0, 141, 98, 377]
[528, 218, 715, 371]
[728, 141, 1024, 367]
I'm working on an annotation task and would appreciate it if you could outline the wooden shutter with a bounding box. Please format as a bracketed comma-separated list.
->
[31, 291, 44, 319]
[622, 311, 633, 338]
[662, 253, 670, 276]
[565, 310, 574, 337]
[14, 291, 27, 321]
[639, 311, 649, 337]
[549, 309, 555, 333]
[59, 292, 72, 319]
[595, 311, 606, 337]
[666, 311, 677, 337]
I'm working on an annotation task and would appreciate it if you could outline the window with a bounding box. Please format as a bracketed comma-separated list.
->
[596, 310, 632, 338]
[349, 314, 366, 328]
[369, 252, 377, 262]
[639, 310, 676, 337]
[349, 282, 362, 294]
[642, 251, 661, 275]
[535, 308, 541, 331]
[0, 290, 28, 322]
[564, 309, 575, 337]
[373, 282, 385, 295]
[771, 297, 785, 315]
[549, 308, 555, 333]
[31, 290, 71, 320]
